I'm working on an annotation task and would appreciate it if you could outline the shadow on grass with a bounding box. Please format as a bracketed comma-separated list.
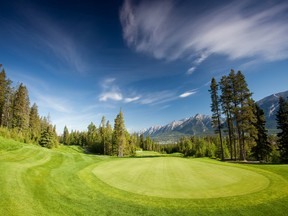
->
[224, 159, 287, 165]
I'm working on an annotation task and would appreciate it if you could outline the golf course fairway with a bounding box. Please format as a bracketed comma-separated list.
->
[1, 137, 288, 215]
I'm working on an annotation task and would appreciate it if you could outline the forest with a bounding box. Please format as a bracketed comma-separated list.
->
[1, 64, 288, 162]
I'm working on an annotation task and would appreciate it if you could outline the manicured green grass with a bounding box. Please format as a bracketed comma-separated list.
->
[93, 157, 269, 198]
[1, 136, 288, 215]
[135, 150, 162, 156]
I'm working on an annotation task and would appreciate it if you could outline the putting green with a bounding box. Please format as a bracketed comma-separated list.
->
[93, 157, 270, 199]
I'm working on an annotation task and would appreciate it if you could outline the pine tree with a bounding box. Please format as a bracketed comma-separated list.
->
[105, 121, 113, 155]
[209, 77, 224, 160]
[2, 85, 14, 128]
[39, 126, 56, 149]
[87, 122, 99, 151]
[139, 134, 145, 150]
[276, 97, 288, 162]
[251, 104, 272, 161]
[225, 70, 256, 161]
[12, 84, 30, 131]
[29, 103, 41, 142]
[0, 66, 12, 126]
[63, 126, 70, 145]
[220, 75, 236, 160]
[100, 116, 107, 155]
[233, 71, 256, 160]
[113, 110, 127, 157]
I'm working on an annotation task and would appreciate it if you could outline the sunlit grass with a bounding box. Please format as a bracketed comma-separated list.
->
[1, 137, 288, 215]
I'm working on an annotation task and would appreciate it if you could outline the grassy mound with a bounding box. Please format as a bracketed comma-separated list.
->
[1, 136, 288, 215]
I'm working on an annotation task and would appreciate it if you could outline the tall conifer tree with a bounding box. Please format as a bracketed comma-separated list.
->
[63, 126, 70, 145]
[251, 104, 271, 161]
[106, 120, 113, 155]
[29, 103, 41, 141]
[12, 83, 30, 131]
[113, 110, 126, 157]
[0, 66, 12, 126]
[100, 116, 107, 155]
[276, 97, 288, 162]
[209, 77, 224, 160]
[220, 75, 235, 160]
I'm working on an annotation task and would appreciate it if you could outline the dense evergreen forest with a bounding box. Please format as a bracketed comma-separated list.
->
[1, 64, 288, 162]
[0, 64, 58, 148]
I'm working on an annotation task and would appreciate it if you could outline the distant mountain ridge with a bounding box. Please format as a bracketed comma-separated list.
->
[257, 90, 288, 129]
[140, 90, 288, 143]
[140, 114, 214, 143]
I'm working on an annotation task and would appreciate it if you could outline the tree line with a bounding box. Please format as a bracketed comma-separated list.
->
[209, 69, 288, 162]
[60, 112, 137, 157]
[0, 64, 58, 148]
[1, 64, 287, 161]
[60, 115, 170, 157]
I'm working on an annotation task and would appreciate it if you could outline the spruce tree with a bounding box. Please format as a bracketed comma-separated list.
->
[2, 85, 14, 128]
[87, 122, 99, 151]
[29, 103, 41, 142]
[0, 66, 12, 126]
[209, 77, 224, 160]
[105, 120, 113, 155]
[39, 126, 56, 149]
[251, 104, 271, 161]
[12, 84, 30, 131]
[276, 97, 288, 162]
[100, 116, 107, 155]
[113, 110, 126, 157]
[63, 126, 70, 145]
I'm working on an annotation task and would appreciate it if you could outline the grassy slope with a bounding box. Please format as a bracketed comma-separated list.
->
[0, 136, 288, 216]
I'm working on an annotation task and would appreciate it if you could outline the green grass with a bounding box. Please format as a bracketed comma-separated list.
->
[1, 136, 288, 215]
[93, 157, 270, 199]
[135, 150, 162, 156]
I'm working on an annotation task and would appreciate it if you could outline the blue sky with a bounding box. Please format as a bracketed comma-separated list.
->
[0, 0, 287, 133]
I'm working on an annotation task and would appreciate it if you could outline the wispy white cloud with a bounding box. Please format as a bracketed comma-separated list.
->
[99, 91, 123, 102]
[38, 96, 72, 113]
[99, 78, 141, 103]
[139, 90, 178, 105]
[179, 90, 197, 98]
[4, 6, 89, 74]
[124, 96, 141, 103]
[102, 78, 116, 88]
[99, 78, 122, 102]
[186, 67, 196, 75]
[120, 0, 288, 71]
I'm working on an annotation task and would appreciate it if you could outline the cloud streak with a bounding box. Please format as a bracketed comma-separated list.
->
[3, 5, 89, 74]
[99, 91, 123, 102]
[139, 90, 178, 105]
[124, 96, 141, 103]
[179, 90, 197, 98]
[120, 0, 288, 71]
[99, 78, 141, 103]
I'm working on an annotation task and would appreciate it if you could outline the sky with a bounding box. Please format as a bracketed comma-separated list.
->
[0, 0, 288, 133]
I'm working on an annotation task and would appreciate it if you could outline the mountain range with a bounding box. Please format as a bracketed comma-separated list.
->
[140, 90, 288, 143]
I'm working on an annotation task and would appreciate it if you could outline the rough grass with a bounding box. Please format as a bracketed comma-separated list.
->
[1, 136, 288, 215]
